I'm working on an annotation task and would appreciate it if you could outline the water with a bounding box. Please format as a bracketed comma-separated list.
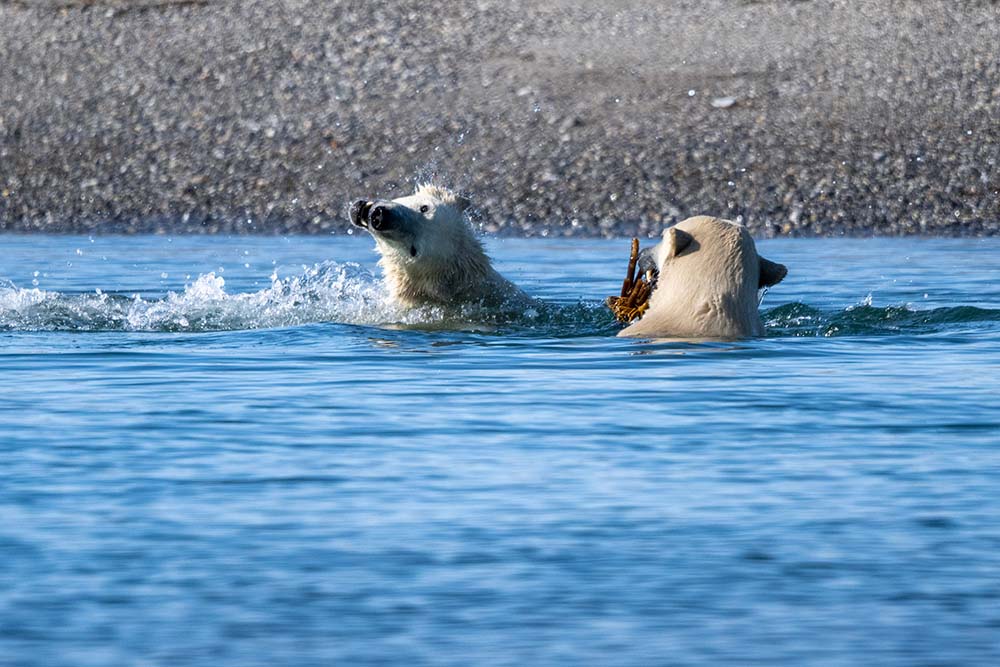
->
[2, 235, 1000, 666]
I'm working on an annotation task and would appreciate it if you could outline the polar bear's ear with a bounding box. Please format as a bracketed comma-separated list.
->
[453, 194, 472, 213]
[662, 227, 693, 259]
[758, 257, 788, 288]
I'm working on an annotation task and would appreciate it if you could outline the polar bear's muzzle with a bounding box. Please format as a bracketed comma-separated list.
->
[350, 199, 373, 229]
[350, 199, 406, 234]
[637, 246, 659, 283]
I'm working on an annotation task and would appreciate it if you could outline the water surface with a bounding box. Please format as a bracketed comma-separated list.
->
[2, 235, 999, 666]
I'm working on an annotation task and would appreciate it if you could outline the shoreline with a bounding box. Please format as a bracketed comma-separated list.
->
[1, 0, 998, 237]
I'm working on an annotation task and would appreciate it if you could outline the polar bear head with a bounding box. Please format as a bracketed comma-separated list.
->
[349, 184, 496, 306]
[620, 216, 787, 339]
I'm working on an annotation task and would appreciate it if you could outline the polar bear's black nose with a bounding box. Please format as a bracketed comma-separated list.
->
[368, 203, 396, 232]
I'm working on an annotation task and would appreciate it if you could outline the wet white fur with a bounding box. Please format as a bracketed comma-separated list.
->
[620, 216, 786, 339]
[370, 185, 527, 307]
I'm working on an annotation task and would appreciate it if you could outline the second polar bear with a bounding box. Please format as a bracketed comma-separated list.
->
[349, 184, 528, 308]
[620, 216, 787, 339]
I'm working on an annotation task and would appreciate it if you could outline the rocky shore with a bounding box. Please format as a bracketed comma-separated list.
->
[1, 0, 998, 236]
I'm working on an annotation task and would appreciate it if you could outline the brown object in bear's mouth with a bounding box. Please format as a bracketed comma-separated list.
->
[606, 238, 655, 324]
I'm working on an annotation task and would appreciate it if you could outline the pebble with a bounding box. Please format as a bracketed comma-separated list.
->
[0, 0, 998, 237]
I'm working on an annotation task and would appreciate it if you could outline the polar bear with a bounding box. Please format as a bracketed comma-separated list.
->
[620, 216, 787, 339]
[349, 184, 528, 308]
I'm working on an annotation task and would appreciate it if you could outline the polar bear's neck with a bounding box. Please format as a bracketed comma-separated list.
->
[379, 232, 500, 307]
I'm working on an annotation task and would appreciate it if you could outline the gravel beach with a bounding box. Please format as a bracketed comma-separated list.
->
[1, 0, 998, 236]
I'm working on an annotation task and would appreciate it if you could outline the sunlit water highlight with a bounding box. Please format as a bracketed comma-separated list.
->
[2, 235, 999, 666]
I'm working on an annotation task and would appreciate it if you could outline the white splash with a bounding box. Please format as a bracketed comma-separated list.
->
[0, 262, 451, 333]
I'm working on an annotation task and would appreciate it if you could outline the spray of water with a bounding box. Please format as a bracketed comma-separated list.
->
[2, 264, 997, 337]
[0, 262, 408, 333]
[0, 261, 618, 335]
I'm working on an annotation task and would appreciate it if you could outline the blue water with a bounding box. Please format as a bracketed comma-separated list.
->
[2, 235, 1000, 666]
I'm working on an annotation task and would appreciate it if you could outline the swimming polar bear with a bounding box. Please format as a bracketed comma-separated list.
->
[620, 216, 787, 339]
[349, 184, 528, 308]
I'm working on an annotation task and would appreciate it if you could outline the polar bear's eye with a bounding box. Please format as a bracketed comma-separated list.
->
[419, 205, 429, 214]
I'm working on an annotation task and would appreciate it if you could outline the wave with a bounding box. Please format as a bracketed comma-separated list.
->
[763, 298, 1000, 337]
[0, 262, 617, 335]
[1, 262, 397, 333]
[2, 267, 997, 337]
